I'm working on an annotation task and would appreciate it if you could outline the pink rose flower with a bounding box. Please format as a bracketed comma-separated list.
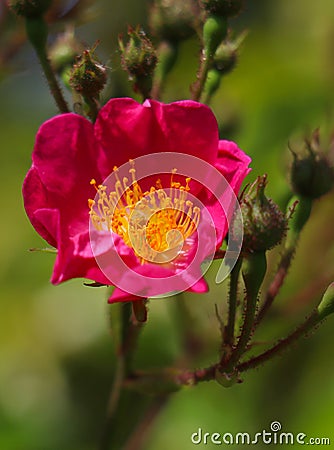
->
[23, 98, 251, 302]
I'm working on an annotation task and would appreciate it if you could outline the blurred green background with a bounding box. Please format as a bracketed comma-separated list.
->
[0, 0, 334, 449]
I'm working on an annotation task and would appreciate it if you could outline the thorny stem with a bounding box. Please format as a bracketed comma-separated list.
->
[25, 17, 69, 113]
[83, 95, 99, 122]
[37, 46, 69, 113]
[224, 257, 242, 347]
[191, 51, 212, 102]
[223, 252, 266, 371]
[177, 365, 217, 385]
[178, 308, 328, 385]
[224, 285, 258, 369]
[238, 311, 320, 372]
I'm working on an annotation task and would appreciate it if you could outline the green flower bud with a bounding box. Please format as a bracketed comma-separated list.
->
[203, 67, 221, 98]
[317, 283, 334, 321]
[201, 0, 244, 17]
[119, 27, 157, 98]
[8, 0, 52, 18]
[203, 31, 246, 101]
[70, 46, 107, 98]
[149, 0, 199, 42]
[203, 15, 228, 58]
[119, 27, 157, 78]
[237, 175, 287, 253]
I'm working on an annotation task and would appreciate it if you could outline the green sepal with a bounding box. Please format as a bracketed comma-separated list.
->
[318, 283, 334, 320]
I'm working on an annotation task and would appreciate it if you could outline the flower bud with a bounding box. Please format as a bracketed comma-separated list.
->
[203, 31, 245, 100]
[203, 67, 222, 99]
[203, 15, 228, 58]
[119, 27, 157, 79]
[149, 0, 199, 42]
[69, 46, 107, 98]
[236, 175, 287, 253]
[119, 27, 157, 98]
[290, 132, 334, 199]
[201, 0, 244, 17]
[8, 0, 52, 18]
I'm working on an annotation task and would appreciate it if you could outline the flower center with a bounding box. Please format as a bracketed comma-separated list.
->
[88, 161, 200, 264]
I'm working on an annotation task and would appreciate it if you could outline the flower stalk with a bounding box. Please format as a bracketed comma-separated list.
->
[192, 15, 227, 101]
[223, 251, 267, 371]
[100, 302, 145, 450]
[25, 17, 69, 113]
[224, 257, 242, 347]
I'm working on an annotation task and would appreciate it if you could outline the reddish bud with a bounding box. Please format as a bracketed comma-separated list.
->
[70, 45, 107, 98]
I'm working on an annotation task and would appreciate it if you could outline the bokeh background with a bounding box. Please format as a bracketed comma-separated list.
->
[0, 0, 334, 449]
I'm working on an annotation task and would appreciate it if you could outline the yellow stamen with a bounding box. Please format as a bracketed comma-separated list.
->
[88, 163, 200, 264]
